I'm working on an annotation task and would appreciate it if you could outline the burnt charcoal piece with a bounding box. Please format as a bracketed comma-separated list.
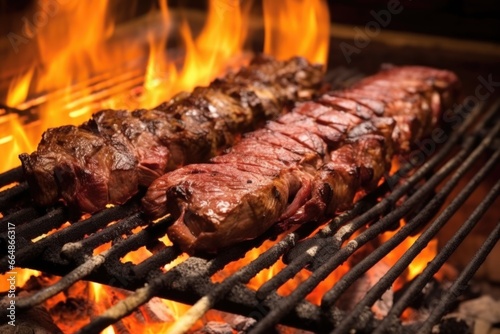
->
[19, 55, 324, 214]
[435, 317, 472, 334]
[393, 276, 445, 311]
[143, 65, 460, 253]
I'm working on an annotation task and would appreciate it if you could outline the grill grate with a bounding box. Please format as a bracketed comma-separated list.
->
[0, 82, 498, 333]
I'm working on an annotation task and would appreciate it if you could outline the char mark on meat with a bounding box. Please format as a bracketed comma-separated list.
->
[19, 55, 324, 213]
[142, 65, 460, 254]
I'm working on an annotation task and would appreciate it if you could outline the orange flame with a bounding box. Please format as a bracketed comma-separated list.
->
[263, 0, 330, 65]
[142, 0, 251, 107]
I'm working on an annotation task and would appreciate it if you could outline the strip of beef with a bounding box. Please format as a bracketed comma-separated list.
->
[19, 55, 323, 213]
[142, 65, 460, 254]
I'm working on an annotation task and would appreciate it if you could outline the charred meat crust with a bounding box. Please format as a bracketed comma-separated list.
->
[143, 65, 460, 254]
[20, 55, 324, 213]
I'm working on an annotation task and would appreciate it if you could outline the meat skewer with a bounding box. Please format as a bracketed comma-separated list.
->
[142, 65, 460, 254]
[19, 55, 324, 213]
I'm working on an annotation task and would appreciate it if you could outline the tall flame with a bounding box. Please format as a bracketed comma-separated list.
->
[6, 70, 34, 107]
[34, 1, 116, 127]
[142, 0, 250, 107]
[176, 0, 249, 89]
[263, 0, 330, 65]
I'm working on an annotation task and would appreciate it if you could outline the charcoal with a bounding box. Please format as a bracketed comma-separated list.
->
[433, 317, 471, 334]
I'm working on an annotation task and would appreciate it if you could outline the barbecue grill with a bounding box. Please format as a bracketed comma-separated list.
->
[0, 73, 498, 333]
[1, 1, 500, 333]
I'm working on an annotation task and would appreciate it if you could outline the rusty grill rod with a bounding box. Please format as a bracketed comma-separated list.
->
[374, 179, 500, 334]
[415, 220, 500, 334]
[132, 243, 181, 279]
[328, 133, 500, 334]
[1, 207, 66, 245]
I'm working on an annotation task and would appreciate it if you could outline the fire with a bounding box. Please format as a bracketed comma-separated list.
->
[6, 70, 34, 107]
[263, 0, 330, 65]
[0, 0, 331, 174]
[142, 0, 251, 108]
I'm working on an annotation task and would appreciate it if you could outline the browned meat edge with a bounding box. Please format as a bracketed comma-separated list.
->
[142, 65, 460, 254]
[19, 55, 324, 213]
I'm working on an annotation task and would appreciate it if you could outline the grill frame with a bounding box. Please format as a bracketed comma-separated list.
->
[0, 83, 499, 334]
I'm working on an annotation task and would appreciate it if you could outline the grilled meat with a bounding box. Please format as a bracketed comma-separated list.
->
[19, 55, 324, 213]
[142, 65, 460, 254]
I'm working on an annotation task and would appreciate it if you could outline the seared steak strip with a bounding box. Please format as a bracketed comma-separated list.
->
[19, 55, 323, 213]
[142, 66, 460, 254]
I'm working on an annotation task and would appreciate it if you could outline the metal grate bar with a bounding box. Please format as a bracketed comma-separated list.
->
[0, 182, 29, 212]
[61, 212, 148, 260]
[0, 166, 23, 187]
[4, 207, 66, 242]
[102, 216, 172, 262]
[0, 207, 39, 233]
[132, 245, 180, 279]
[0, 207, 66, 255]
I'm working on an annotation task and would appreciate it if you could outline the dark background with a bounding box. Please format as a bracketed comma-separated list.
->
[328, 0, 500, 42]
[1, 0, 499, 42]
